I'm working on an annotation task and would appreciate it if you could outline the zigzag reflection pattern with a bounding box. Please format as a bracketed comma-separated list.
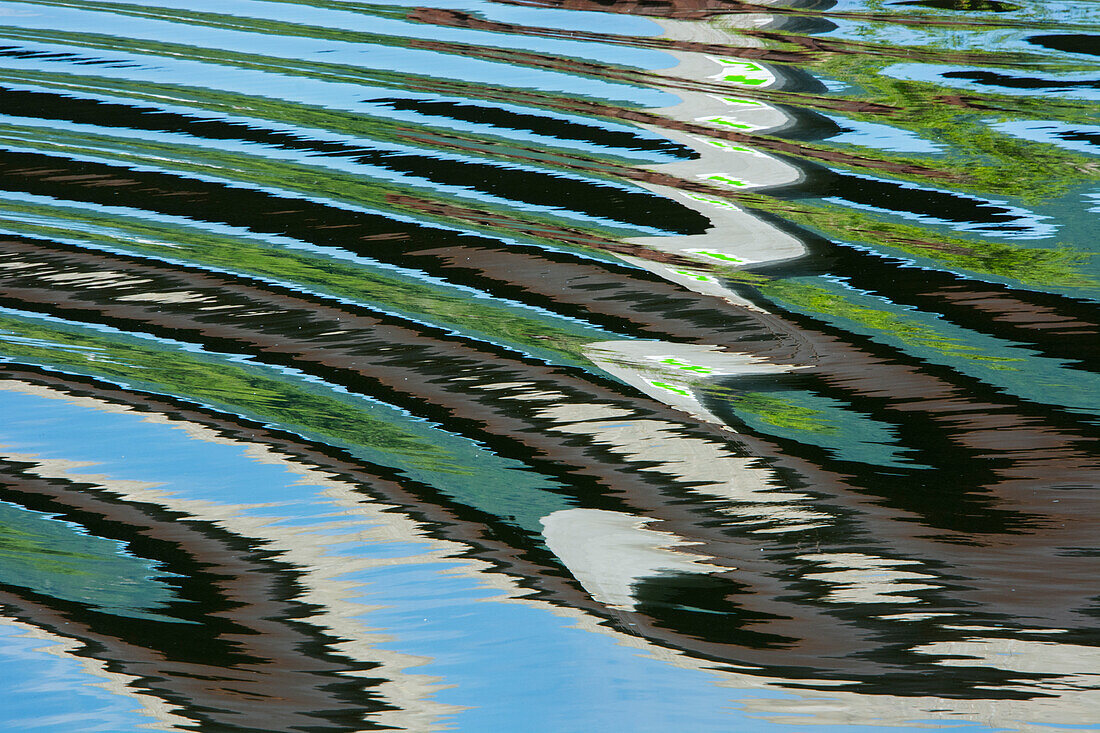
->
[0, 0, 1096, 730]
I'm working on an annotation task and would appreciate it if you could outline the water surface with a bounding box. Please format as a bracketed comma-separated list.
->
[0, 0, 1096, 730]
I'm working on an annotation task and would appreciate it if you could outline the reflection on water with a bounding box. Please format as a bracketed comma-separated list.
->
[0, 0, 1096, 729]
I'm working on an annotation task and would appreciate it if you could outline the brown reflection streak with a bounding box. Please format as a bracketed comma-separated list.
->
[0, 0, 1095, 714]
[0, 243, 908, 678]
[381, 192, 655, 255]
[930, 285, 1100, 339]
[397, 29, 924, 153]
[0, 368, 600, 612]
[0, 239, 1096, 647]
[493, 0, 1081, 29]
[406, 6, 1020, 66]
[397, 241, 799, 345]
[738, 28, 1034, 63]
[0, 236, 1093, 503]
[0, 371, 911, 684]
[405, 7, 807, 62]
[0, 463, 395, 732]
[2, 362, 1095, 692]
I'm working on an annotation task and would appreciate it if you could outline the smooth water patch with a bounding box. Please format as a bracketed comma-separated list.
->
[707, 388, 923, 469]
[0, 617, 180, 731]
[820, 113, 946, 154]
[0, 500, 184, 621]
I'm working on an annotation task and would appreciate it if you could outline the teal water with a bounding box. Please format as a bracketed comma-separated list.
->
[0, 0, 1096, 730]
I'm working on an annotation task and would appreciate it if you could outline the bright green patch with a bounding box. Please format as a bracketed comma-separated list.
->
[671, 269, 716, 282]
[658, 358, 714, 375]
[704, 174, 748, 187]
[724, 76, 768, 86]
[705, 140, 753, 153]
[701, 117, 754, 130]
[0, 501, 185, 621]
[686, 249, 745, 263]
[649, 380, 691, 397]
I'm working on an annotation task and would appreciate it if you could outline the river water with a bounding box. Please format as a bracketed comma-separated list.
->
[0, 0, 1096, 730]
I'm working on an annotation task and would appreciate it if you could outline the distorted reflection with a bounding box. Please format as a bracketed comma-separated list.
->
[0, 0, 1095, 730]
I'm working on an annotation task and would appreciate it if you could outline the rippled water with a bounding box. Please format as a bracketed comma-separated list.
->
[0, 0, 1096, 730]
